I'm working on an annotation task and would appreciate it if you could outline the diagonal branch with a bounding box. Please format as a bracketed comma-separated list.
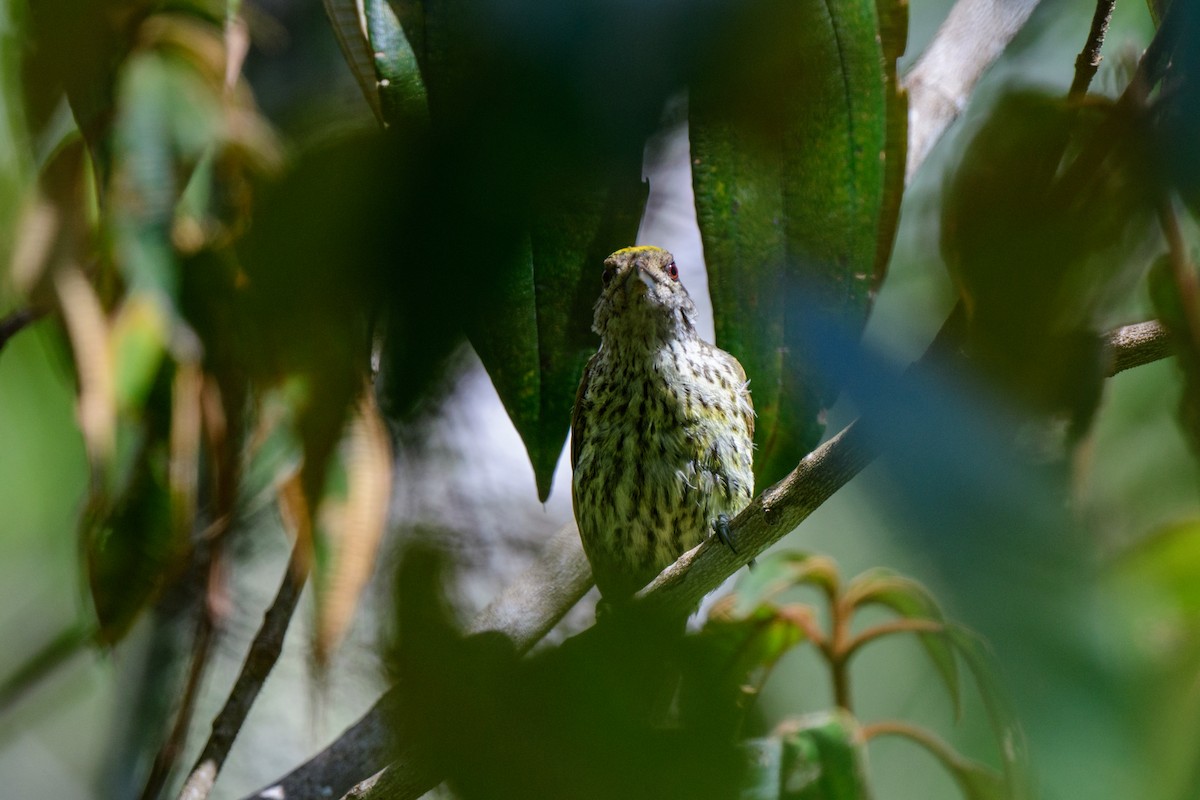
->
[1068, 0, 1117, 99]
[178, 544, 309, 800]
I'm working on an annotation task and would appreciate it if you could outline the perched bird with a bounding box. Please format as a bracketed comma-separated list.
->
[571, 246, 755, 602]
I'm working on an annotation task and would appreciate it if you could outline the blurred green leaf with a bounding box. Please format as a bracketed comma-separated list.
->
[941, 90, 1157, 430]
[845, 568, 960, 717]
[1149, 253, 1200, 462]
[869, 722, 1006, 800]
[733, 551, 841, 615]
[702, 598, 811, 688]
[84, 429, 184, 645]
[946, 625, 1029, 798]
[109, 293, 169, 412]
[777, 711, 871, 800]
[691, 0, 896, 489]
[1114, 518, 1200, 619]
[111, 37, 222, 302]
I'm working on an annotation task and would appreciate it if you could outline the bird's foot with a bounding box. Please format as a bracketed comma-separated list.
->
[713, 513, 756, 569]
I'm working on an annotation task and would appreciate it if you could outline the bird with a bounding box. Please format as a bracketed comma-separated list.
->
[570, 246, 755, 603]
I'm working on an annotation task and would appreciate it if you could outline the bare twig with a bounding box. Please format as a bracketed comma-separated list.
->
[903, 0, 1044, 182]
[1107, 319, 1171, 375]
[177, 546, 309, 800]
[1069, 0, 1117, 99]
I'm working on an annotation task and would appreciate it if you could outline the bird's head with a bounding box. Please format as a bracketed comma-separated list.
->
[592, 246, 697, 343]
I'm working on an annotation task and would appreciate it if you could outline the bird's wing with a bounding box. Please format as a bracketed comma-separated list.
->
[721, 349, 755, 442]
[570, 353, 598, 473]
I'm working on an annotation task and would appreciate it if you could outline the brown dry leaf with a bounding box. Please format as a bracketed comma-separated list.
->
[54, 266, 115, 464]
[169, 361, 204, 541]
[314, 386, 393, 665]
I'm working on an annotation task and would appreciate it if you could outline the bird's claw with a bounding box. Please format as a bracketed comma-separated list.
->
[713, 513, 738, 554]
[714, 513, 756, 569]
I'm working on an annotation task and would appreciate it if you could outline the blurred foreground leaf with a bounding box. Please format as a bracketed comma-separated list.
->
[743, 712, 870, 800]
[942, 89, 1157, 437]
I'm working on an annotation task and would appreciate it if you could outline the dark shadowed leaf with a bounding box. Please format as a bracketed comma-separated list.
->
[941, 90, 1157, 433]
[467, 175, 647, 500]
[845, 568, 960, 717]
[691, 0, 897, 489]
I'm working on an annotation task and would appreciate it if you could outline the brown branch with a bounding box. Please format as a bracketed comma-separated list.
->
[902, 0, 1044, 182]
[842, 619, 946, 660]
[1069, 0, 1117, 99]
[1107, 319, 1171, 375]
[177, 545, 309, 800]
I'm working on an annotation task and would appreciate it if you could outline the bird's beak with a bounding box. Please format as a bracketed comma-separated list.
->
[635, 266, 656, 293]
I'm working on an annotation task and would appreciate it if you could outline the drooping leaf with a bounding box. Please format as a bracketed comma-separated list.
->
[467, 174, 647, 500]
[869, 722, 1007, 800]
[733, 550, 841, 615]
[941, 90, 1157, 432]
[312, 388, 394, 666]
[946, 625, 1029, 798]
[701, 597, 811, 689]
[691, 0, 898, 489]
[844, 568, 960, 717]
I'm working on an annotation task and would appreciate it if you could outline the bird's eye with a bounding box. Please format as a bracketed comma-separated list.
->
[601, 268, 615, 287]
[666, 262, 679, 281]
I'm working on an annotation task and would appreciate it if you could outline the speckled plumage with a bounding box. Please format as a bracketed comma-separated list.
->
[571, 246, 755, 602]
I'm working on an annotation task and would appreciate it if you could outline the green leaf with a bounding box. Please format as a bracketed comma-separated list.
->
[1114, 519, 1200, 618]
[869, 722, 1007, 800]
[733, 550, 840, 614]
[691, 0, 896, 489]
[946, 625, 1029, 798]
[702, 599, 810, 685]
[468, 174, 647, 501]
[84, 433, 185, 645]
[109, 293, 169, 413]
[742, 712, 872, 799]
[844, 569, 960, 717]
[366, 0, 428, 126]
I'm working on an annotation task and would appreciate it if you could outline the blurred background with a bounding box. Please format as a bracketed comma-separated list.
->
[0, 0, 1190, 798]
